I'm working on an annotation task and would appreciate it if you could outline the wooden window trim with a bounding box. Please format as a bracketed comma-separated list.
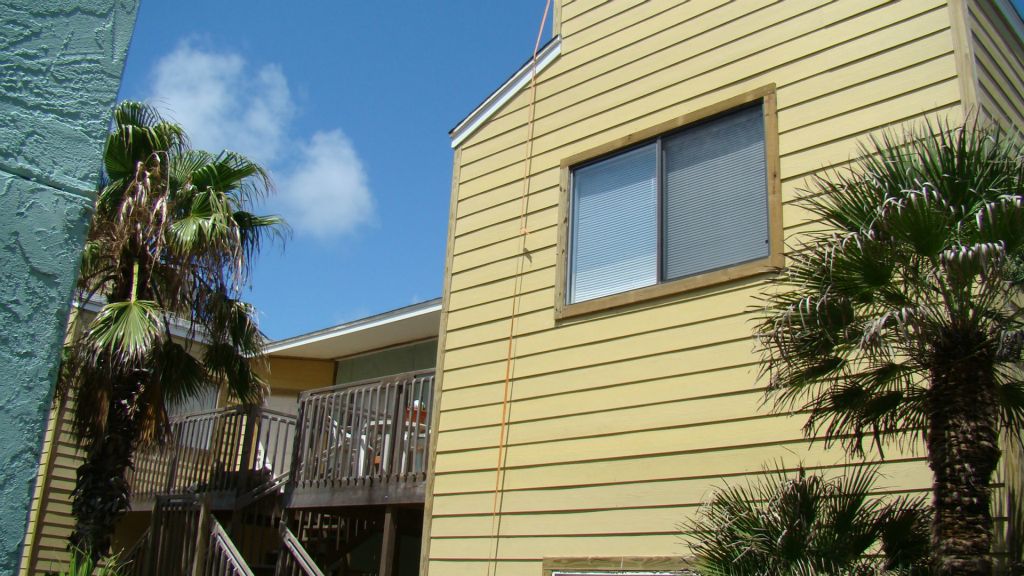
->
[554, 84, 783, 320]
[542, 556, 697, 575]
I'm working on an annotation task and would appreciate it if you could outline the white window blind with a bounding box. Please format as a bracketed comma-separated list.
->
[566, 101, 768, 306]
[569, 143, 658, 303]
[662, 104, 768, 280]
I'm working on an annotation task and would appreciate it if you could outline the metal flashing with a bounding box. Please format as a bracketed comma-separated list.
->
[264, 298, 442, 356]
[450, 36, 562, 149]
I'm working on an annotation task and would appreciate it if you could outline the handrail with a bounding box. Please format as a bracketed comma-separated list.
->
[292, 371, 435, 491]
[299, 369, 436, 400]
[208, 515, 255, 576]
[278, 525, 326, 576]
[128, 405, 297, 501]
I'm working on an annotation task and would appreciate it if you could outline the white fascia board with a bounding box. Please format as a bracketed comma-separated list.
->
[450, 36, 562, 149]
[263, 300, 442, 355]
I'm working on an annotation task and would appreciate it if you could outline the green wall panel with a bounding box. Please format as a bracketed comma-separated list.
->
[336, 340, 439, 384]
[0, 1, 137, 573]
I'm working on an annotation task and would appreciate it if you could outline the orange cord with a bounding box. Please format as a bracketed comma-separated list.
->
[486, 2, 552, 574]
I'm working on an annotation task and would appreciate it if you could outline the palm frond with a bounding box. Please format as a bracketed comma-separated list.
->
[86, 300, 163, 363]
[686, 465, 932, 575]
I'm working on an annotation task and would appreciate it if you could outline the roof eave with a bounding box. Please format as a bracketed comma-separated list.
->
[449, 36, 562, 149]
[263, 298, 442, 356]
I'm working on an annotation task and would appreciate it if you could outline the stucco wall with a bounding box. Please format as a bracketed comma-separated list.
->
[0, 1, 137, 573]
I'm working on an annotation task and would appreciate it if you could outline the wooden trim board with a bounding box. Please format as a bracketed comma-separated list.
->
[554, 84, 783, 320]
[418, 147, 462, 576]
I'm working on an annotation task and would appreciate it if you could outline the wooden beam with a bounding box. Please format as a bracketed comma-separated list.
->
[379, 505, 397, 576]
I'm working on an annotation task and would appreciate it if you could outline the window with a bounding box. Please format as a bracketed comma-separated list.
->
[556, 86, 782, 318]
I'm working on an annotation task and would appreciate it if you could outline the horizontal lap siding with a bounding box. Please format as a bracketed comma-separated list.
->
[427, 0, 963, 572]
[20, 397, 83, 576]
[968, 0, 1024, 127]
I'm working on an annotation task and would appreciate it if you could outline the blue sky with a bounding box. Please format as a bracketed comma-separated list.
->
[118, 1, 1024, 340]
[117, 1, 553, 339]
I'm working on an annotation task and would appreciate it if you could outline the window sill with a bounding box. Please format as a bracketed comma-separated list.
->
[554, 253, 782, 320]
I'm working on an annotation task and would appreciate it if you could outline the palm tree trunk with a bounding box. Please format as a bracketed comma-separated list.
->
[70, 374, 139, 561]
[928, 359, 1001, 576]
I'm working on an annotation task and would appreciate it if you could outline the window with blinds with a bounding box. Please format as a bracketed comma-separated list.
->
[567, 102, 769, 305]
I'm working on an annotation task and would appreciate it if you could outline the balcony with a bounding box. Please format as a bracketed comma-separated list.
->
[126, 370, 435, 511]
[128, 405, 297, 509]
[289, 370, 435, 508]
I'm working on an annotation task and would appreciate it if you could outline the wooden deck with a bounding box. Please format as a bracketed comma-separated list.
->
[288, 371, 435, 509]
[127, 371, 435, 511]
[128, 406, 296, 510]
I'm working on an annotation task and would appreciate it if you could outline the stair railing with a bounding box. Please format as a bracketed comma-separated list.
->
[276, 525, 326, 576]
[205, 514, 255, 576]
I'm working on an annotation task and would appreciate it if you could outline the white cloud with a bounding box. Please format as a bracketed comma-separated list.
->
[147, 42, 374, 239]
[149, 42, 293, 164]
[279, 130, 375, 237]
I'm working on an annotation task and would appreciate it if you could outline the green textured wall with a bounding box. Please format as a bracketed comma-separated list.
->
[0, 1, 137, 573]
[335, 340, 438, 384]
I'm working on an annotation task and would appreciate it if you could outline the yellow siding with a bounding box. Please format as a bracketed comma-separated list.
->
[967, 0, 1024, 127]
[19, 395, 83, 576]
[262, 356, 335, 392]
[426, 1, 973, 574]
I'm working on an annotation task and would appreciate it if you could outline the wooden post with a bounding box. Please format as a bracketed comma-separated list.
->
[165, 443, 180, 494]
[238, 404, 261, 493]
[192, 497, 211, 576]
[378, 506, 397, 576]
[146, 499, 164, 575]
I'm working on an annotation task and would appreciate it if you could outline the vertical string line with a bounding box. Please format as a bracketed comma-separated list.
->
[486, 1, 552, 575]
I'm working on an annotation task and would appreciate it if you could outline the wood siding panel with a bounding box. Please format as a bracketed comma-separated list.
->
[20, 396, 83, 576]
[425, 0, 970, 571]
[459, 1, 949, 165]
[968, 0, 1024, 127]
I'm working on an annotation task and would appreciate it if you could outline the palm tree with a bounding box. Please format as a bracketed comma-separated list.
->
[755, 120, 1024, 576]
[59, 101, 286, 559]
[686, 466, 931, 575]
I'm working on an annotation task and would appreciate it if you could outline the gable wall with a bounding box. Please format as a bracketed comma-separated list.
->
[966, 0, 1024, 127]
[425, 1, 973, 574]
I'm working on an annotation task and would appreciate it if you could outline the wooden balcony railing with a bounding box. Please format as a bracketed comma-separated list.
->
[128, 405, 296, 503]
[290, 371, 435, 505]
